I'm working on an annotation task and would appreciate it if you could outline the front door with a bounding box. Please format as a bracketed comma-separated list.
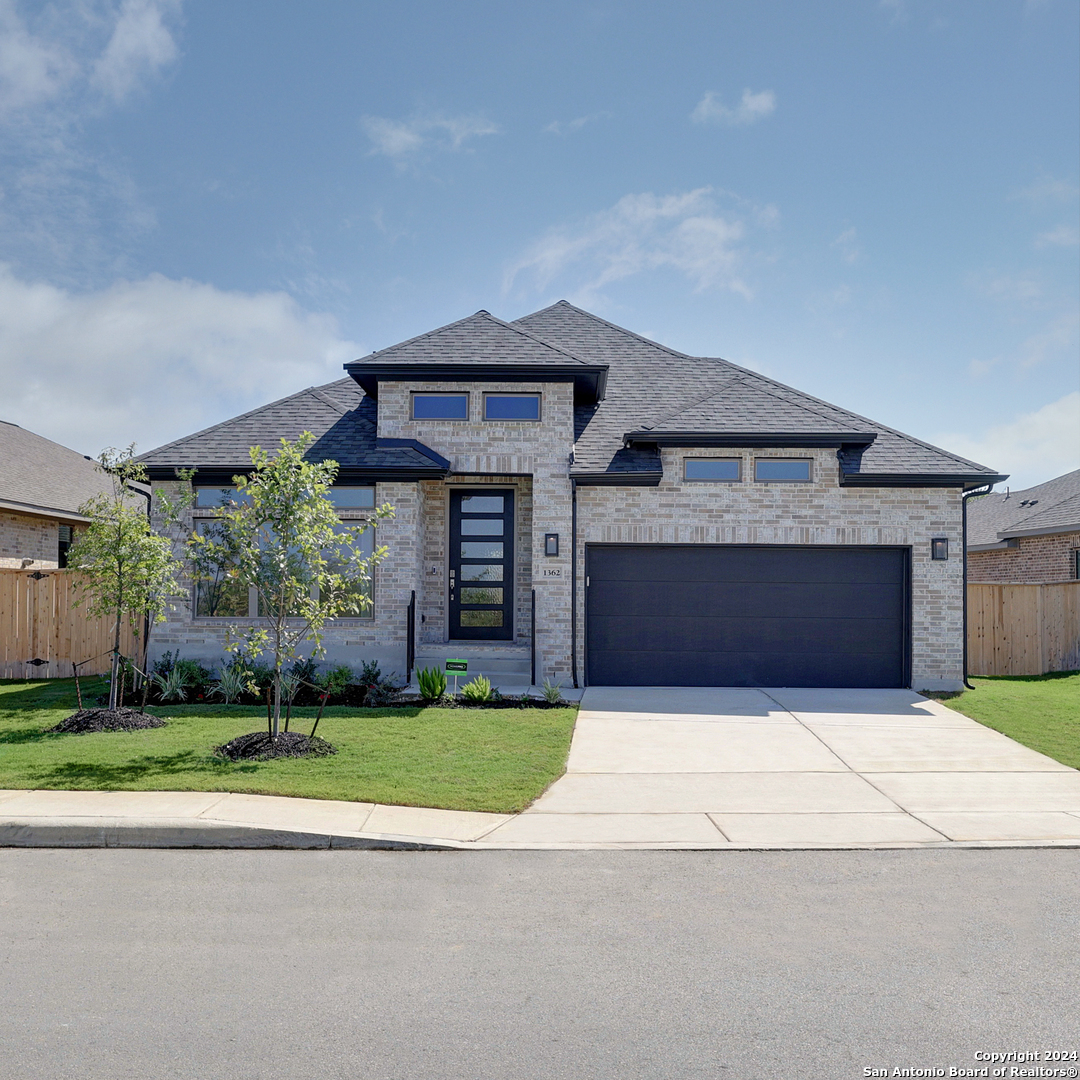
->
[449, 489, 514, 640]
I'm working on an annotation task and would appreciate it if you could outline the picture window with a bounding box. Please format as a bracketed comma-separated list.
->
[755, 458, 812, 483]
[412, 393, 468, 420]
[685, 458, 740, 482]
[483, 394, 541, 421]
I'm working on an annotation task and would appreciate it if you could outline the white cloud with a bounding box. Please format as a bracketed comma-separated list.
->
[832, 226, 860, 264]
[0, 264, 360, 458]
[1035, 224, 1079, 248]
[691, 88, 776, 127]
[91, 0, 180, 102]
[0, 0, 77, 114]
[504, 187, 774, 303]
[1016, 312, 1079, 368]
[361, 112, 499, 161]
[1014, 177, 1079, 205]
[934, 392, 1080, 491]
[543, 112, 607, 136]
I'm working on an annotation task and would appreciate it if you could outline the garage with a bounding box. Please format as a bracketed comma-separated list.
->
[585, 544, 910, 688]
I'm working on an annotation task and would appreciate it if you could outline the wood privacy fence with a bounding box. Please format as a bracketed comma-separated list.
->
[968, 582, 1080, 677]
[0, 569, 140, 680]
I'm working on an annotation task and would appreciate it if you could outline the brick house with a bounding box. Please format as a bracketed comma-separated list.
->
[138, 302, 1006, 691]
[0, 421, 116, 570]
[967, 470, 1080, 583]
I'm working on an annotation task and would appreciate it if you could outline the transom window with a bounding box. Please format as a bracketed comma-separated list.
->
[412, 393, 468, 420]
[194, 485, 374, 509]
[755, 458, 812, 483]
[685, 458, 740, 482]
[484, 393, 541, 421]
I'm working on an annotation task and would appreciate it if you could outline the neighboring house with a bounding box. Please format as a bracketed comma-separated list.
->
[0, 421, 115, 569]
[967, 470, 1080, 583]
[139, 302, 1006, 691]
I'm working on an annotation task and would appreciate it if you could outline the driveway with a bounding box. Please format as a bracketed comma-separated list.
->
[479, 687, 1080, 847]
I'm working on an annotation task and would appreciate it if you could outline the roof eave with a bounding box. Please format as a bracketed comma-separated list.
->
[0, 498, 90, 524]
[997, 523, 1080, 540]
[623, 430, 878, 449]
[570, 470, 663, 487]
[841, 472, 1009, 490]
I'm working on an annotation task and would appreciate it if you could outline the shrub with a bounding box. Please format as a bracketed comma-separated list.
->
[542, 678, 564, 704]
[154, 663, 194, 703]
[318, 664, 354, 698]
[210, 660, 249, 704]
[460, 674, 493, 703]
[366, 673, 404, 706]
[416, 666, 447, 703]
[358, 659, 382, 685]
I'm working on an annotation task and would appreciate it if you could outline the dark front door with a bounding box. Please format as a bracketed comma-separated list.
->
[586, 544, 910, 688]
[449, 489, 514, 640]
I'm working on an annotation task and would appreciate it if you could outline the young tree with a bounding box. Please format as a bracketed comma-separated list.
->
[188, 432, 391, 737]
[67, 447, 185, 710]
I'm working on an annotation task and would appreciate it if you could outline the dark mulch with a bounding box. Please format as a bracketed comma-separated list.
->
[214, 731, 338, 761]
[48, 708, 168, 734]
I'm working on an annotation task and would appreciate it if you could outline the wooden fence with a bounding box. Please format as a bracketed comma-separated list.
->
[0, 569, 140, 680]
[968, 581, 1080, 677]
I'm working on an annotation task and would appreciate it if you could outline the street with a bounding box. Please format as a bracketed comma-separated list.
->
[1, 849, 1076, 1079]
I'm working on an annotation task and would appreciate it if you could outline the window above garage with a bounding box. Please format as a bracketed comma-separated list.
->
[684, 458, 741, 482]
[755, 458, 812, 483]
[412, 393, 469, 420]
[484, 393, 541, 421]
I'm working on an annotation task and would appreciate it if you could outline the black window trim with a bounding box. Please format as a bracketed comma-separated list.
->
[683, 456, 742, 483]
[411, 391, 470, 421]
[754, 457, 814, 484]
[482, 392, 542, 422]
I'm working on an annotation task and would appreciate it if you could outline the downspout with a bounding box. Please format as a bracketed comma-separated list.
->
[570, 478, 579, 689]
[127, 481, 154, 700]
[962, 484, 992, 690]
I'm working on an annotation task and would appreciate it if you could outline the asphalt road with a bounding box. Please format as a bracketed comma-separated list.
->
[1, 849, 1077, 1080]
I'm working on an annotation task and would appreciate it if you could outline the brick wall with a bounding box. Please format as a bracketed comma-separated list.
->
[969, 531, 1080, 584]
[576, 448, 965, 691]
[0, 510, 61, 568]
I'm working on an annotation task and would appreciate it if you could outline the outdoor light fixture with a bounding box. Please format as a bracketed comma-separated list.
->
[544, 533, 559, 556]
[931, 538, 949, 560]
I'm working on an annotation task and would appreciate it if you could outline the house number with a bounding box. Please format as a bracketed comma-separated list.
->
[541, 568, 562, 577]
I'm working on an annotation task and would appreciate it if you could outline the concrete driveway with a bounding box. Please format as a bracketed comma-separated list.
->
[480, 687, 1080, 847]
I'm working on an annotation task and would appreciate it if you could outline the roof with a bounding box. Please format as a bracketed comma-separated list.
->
[514, 301, 1005, 486]
[967, 469, 1080, 548]
[137, 380, 448, 481]
[0, 421, 116, 521]
[138, 300, 1007, 489]
[345, 309, 607, 403]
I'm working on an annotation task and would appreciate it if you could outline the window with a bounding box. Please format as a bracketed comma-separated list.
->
[484, 394, 541, 421]
[685, 458, 740, 482]
[755, 458, 812, 482]
[193, 520, 376, 619]
[57, 525, 73, 568]
[1073, 550, 1080, 580]
[194, 486, 247, 508]
[328, 486, 375, 508]
[412, 393, 468, 420]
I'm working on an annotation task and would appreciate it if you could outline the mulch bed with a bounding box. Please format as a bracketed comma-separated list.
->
[214, 731, 338, 761]
[48, 708, 168, 734]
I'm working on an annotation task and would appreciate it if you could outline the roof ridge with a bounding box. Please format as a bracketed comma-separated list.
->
[136, 378, 355, 464]
[637, 375, 747, 430]
[309, 387, 350, 416]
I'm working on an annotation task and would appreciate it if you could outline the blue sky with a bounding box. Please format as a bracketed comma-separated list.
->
[1, 0, 1077, 490]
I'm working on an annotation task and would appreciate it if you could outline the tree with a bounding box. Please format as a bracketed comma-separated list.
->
[188, 432, 391, 737]
[67, 447, 184, 711]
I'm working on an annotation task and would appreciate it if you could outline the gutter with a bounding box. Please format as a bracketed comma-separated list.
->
[570, 478, 579, 689]
[962, 484, 994, 690]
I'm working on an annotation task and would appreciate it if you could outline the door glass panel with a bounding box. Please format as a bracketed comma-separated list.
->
[461, 541, 503, 559]
[460, 495, 503, 513]
[460, 587, 503, 605]
[460, 610, 504, 627]
[460, 564, 502, 581]
[460, 518, 503, 536]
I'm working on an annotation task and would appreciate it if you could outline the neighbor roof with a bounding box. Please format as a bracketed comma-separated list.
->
[967, 469, 1080, 548]
[0, 421, 115, 521]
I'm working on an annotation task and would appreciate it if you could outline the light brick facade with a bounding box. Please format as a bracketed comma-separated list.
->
[969, 531, 1080, 584]
[0, 510, 63, 569]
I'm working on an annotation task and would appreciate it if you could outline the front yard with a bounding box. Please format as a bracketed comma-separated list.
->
[0, 679, 578, 813]
[930, 671, 1080, 769]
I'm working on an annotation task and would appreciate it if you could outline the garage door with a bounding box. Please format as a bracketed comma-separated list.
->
[585, 545, 909, 688]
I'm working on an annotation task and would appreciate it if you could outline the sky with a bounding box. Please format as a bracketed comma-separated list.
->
[0, 0, 1077, 491]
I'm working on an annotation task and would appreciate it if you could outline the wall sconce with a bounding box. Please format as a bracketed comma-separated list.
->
[931, 538, 949, 561]
[544, 533, 559, 557]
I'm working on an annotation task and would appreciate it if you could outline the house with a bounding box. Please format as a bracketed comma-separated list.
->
[967, 470, 1080, 583]
[138, 302, 1006, 691]
[0, 421, 116, 570]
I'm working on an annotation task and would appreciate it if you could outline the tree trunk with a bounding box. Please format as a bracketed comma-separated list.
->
[272, 666, 281, 738]
[108, 613, 122, 710]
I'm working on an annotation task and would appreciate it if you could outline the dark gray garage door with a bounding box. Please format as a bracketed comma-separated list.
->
[585, 545, 909, 688]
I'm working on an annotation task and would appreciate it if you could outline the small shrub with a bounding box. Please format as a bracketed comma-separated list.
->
[460, 674, 493, 703]
[210, 661, 249, 704]
[366, 673, 404, 706]
[542, 678, 564, 704]
[279, 671, 302, 704]
[358, 659, 382, 685]
[416, 666, 447, 702]
[318, 664, 354, 698]
[154, 663, 193, 703]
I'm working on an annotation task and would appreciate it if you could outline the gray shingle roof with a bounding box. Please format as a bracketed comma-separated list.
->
[967, 469, 1080, 547]
[514, 301, 1005, 484]
[136, 380, 444, 478]
[0, 420, 115, 519]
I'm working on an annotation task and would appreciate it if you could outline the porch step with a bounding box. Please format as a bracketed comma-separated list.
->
[413, 644, 531, 682]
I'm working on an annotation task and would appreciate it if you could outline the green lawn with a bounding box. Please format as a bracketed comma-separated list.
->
[0, 678, 578, 813]
[929, 671, 1080, 769]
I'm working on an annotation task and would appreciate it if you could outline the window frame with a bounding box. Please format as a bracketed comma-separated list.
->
[482, 392, 542, 422]
[754, 457, 814, 484]
[411, 392, 469, 421]
[684, 457, 742, 483]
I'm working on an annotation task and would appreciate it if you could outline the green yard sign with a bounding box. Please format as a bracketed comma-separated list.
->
[446, 659, 468, 672]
